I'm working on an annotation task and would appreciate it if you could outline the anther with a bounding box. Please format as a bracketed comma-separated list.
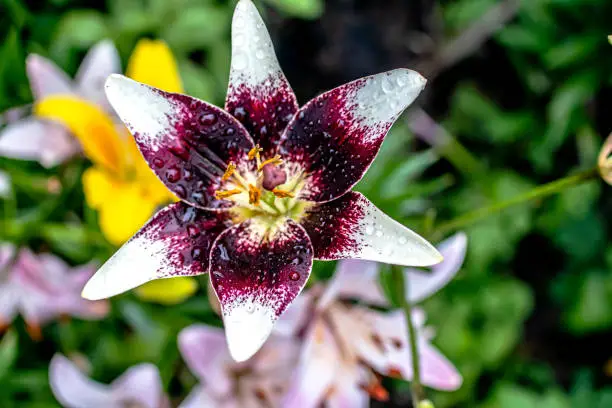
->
[221, 162, 236, 181]
[272, 188, 294, 198]
[214, 189, 242, 200]
[248, 184, 261, 205]
[248, 145, 263, 161]
[257, 155, 283, 172]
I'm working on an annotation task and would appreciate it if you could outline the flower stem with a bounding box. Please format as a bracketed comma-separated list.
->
[432, 166, 599, 239]
[391, 266, 425, 406]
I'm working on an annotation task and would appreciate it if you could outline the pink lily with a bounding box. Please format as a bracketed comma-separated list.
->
[281, 233, 467, 407]
[178, 324, 298, 407]
[49, 353, 168, 408]
[0, 40, 120, 167]
[0, 244, 108, 337]
[82, 0, 442, 362]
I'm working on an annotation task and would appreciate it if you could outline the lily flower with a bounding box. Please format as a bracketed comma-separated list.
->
[0, 244, 108, 338]
[281, 234, 467, 407]
[49, 353, 168, 408]
[0, 40, 119, 167]
[178, 324, 298, 407]
[82, 0, 442, 362]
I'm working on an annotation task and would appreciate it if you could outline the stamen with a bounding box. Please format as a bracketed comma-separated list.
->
[248, 184, 261, 205]
[257, 155, 283, 172]
[359, 380, 389, 402]
[221, 162, 236, 181]
[248, 145, 263, 160]
[214, 189, 242, 200]
[272, 188, 295, 198]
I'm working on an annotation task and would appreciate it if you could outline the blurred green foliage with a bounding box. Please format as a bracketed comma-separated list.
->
[0, 0, 611, 407]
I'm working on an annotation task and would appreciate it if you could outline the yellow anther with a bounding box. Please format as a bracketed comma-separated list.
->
[214, 189, 242, 200]
[272, 188, 294, 198]
[248, 145, 263, 160]
[257, 155, 283, 172]
[248, 184, 261, 205]
[221, 162, 237, 181]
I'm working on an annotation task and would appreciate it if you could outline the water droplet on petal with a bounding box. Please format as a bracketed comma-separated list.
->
[382, 76, 394, 93]
[289, 271, 300, 281]
[213, 271, 224, 279]
[399, 236, 407, 245]
[246, 304, 255, 313]
[233, 53, 248, 71]
[153, 158, 164, 168]
[191, 247, 202, 259]
[255, 49, 265, 59]
[187, 225, 200, 237]
[166, 167, 181, 183]
[200, 113, 217, 126]
[365, 225, 374, 235]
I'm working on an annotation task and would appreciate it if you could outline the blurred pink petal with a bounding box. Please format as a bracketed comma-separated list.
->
[75, 40, 121, 111]
[404, 232, 468, 303]
[419, 340, 463, 391]
[0, 248, 108, 328]
[178, 323, 299, 407]
[318, 259, 387, 309]
[275, 288, 317, 336]
[49, 354, 166, 408]
[0, 118, 79, 167]
[26, 54, 73, 100]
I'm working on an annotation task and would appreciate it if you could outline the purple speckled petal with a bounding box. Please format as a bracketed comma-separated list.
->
[105, 74, 255, 210]
[225, 0, 298, 155]
[210, 219, 313, 362]
[300, 192, 441, 267]
[26, 54, 74, 100]
[82, 202, 231, 300]
[279, 69, 426, 202]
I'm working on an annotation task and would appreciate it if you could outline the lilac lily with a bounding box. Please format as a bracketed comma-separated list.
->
[49, 354, 168, 408]
[82, 0, 442, 362]
[281, 233, 467, 407]
[0, 40, 120, 167]
[0, 244, 108, 337]
[178, 324, 299, 407]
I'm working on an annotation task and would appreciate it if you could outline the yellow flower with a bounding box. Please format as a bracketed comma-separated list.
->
[35, 39, 197, 304]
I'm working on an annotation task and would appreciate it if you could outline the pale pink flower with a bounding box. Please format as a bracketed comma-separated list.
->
[0, 40, 120, 167]
[178, 324, 299, 408]
[0, 244, 108, 336]
[49, 353, 168, 408]
[281, 233, 467, 407]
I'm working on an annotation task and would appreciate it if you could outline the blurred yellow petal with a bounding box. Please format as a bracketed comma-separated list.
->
[134, 277, 198, 305]
[82, 167, 117, 209]
[127, 39, 183, 93]
[98, 182, 158, 245]
[35, 97, 126, 174]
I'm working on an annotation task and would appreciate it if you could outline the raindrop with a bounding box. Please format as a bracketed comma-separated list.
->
[200, 113, 217, 126]
[234, 107, 247, 121]
[166, 167, 181, 183]
[191, 247, 202, 259]
[183, 168, 193, 181]
[226, 127, 236, 136]
[233, 53, 248, 71]
[289, 271, 300, 281]
[255, 49, 265, 59]
[396, 75, 408, 87]
[382, 76, 394, 93]
[399, 236, 407, 245]
[153, 158, 164, 168]
[213, 271, 224, 279]
[365, 225, 374, 235]
[174, 185, 186, 197]
[291, 257, 302, 265]
[187, 225, 200, 237]
[192, 191, 204, 203]
[375, 230, 383, 237]
[246, 304, 255, 313]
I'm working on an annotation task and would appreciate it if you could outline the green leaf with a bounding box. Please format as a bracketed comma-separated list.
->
[0, 331, 18, 381]
[161, 6, 229, 52]
[263, 0, 324, 19]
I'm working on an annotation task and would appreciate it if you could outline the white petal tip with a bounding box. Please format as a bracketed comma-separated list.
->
[224, 303, 276, 362]
[104, 73, 130, 91]
[80, 275, 108, 301]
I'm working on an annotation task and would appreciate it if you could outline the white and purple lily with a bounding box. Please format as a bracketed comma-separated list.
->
[49, 354, 168, 408]
[0, 40, 120, 167]
[81, 0, 442, 362]
[281, 233, 467, 407]
[0, 244, 108, 337]
[178, 324, 298, 407]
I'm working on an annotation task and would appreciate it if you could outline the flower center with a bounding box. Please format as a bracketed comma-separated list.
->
[214, 145, 309, 227]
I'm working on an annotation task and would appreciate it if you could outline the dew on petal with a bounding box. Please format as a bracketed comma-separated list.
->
[199, 113, 217, 126]
[166, 167, 181, 183]
[289, 271, 300, 281]
[153, 158, 164, 168]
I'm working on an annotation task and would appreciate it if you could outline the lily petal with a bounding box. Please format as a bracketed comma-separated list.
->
[0, 119, 78, 168]
[301, 192, 442, 267]
[178, 325, 233, 396]
[226, 0, 298, 152]
[210, 220, 313, 362]
[419, 340, 463, 391]
[280, 69, 426, 202]
[105, 75, 255, 210]
[49, 354, 113, 407]
[405, 232, 467, 303]
[75, 40, 121, 110]
[82, 202, 230, 300]
[26, 54, 73, 100]
[110, 363, 166, 408]
[317, 259, 387, 310]
[179, 386, 217, 408]
[283, 320, 340, 408]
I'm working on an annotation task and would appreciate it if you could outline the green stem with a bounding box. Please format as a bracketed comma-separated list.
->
[391, 266, 425, 406]
[432, 166, 599, 239]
